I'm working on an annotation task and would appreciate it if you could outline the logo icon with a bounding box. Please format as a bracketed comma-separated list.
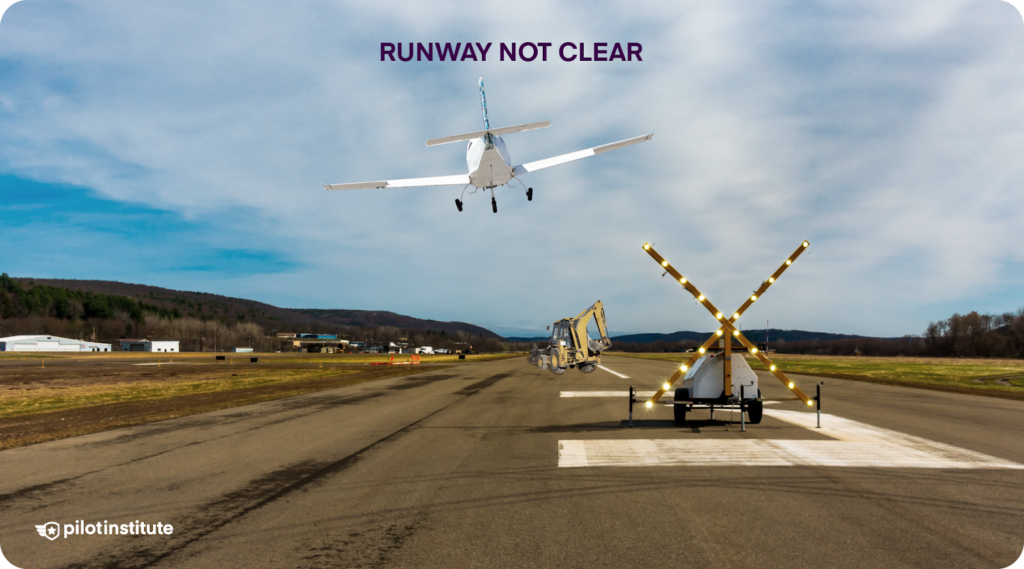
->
[35, 522, 59, 541]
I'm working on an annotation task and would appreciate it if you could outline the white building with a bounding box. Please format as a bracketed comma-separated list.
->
[0, 335, 111, 352]
[120, 339, 179, 352]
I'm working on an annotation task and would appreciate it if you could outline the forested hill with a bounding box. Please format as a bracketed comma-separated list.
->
[3, 276, 499, 338]
[611, 329, 872, 344]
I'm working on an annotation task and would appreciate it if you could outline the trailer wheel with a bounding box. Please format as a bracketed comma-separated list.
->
[549, 352, 566, 375]
[748, 389, 763, 424]
[673, 388, 689, 424]
[579, 363, 597, 373]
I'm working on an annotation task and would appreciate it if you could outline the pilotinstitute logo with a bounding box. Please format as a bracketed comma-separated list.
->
[35, 520, 174, 540]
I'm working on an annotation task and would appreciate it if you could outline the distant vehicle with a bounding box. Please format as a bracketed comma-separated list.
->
[529, 301, 612, 374]
[415, 346, 435, 355]
[324, 78, 653, 213]
[434, 348, 450, 354]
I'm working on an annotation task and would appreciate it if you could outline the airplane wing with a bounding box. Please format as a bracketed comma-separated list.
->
[511, 133, 653, 176]
[323, 174, 470, 190]
[426, 121, 550, 147]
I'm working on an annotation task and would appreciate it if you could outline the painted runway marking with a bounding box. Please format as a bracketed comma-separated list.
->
[557, 410, 1024, 469]
[561, 391, 655, 398]
[597, 365, 629, 379]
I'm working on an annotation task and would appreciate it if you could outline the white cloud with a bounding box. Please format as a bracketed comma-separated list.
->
[1, 0, 1023, 337]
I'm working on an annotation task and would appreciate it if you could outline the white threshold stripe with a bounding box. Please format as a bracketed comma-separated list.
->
[596, 365, 629, 379]
[559, 391, 781, 405]
[562, 391, 655, 398]
[557, 410, 1024, 470]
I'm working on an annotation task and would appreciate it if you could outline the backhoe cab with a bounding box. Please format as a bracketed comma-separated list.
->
[529, 301, 612, 375]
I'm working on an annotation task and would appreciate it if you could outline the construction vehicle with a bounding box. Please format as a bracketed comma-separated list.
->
[529, 301, 612, 375]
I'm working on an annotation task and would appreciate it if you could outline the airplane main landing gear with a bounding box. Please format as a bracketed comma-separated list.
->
[491, 197, 498, 213]
[527, 187, 533, 201]
[455, 199, 463, 212]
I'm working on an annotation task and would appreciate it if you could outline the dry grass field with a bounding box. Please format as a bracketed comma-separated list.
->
[0, 351, 519, 449]
[610, 352, 1024, 399]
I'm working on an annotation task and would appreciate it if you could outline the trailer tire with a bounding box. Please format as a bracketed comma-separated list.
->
[673, 388, 689, 424]
[748, 389, 763, 424]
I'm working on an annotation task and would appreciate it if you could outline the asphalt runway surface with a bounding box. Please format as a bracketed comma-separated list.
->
[1, 355, 1022, 568]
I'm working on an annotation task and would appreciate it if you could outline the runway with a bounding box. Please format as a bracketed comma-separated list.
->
[1, 355, 1022, 568]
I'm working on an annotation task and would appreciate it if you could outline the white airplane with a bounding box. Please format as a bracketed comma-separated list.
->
[324, 78, 653, 213]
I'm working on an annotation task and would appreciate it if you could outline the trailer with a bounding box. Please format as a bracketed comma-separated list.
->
[636, 240, 816, 426]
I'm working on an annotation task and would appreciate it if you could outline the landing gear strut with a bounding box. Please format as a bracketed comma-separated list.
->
[455, 199, 463, 212]
[527, 187, 533, 201]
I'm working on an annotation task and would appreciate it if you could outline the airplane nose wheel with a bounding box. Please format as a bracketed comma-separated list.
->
[491, 197, 497, 213]
[455, 199, 463, 212]
[527, 187, 533, 201]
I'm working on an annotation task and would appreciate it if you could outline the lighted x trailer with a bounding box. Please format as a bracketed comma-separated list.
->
[637, 240, 815, 426]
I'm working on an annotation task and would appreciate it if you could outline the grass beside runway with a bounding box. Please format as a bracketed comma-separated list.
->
[608, 352, 1024, 399]
[0, 368, 369, 419]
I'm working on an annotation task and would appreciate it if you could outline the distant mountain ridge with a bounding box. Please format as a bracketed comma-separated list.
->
[508, 329, 876, 344]
[12, 278, 500, 338]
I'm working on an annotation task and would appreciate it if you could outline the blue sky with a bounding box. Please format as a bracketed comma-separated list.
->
[1, 0, 1023, 337]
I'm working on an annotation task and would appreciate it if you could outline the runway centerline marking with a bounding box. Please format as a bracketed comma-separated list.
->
[596, 365, 629, 379]
[557, 409, 1024, 470]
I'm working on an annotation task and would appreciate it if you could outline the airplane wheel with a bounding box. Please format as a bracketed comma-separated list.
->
[527, 187, 533, 201]
[579, 363, 597, 373]
[455, 199, 463, 212]
[491, 198, 497, 213]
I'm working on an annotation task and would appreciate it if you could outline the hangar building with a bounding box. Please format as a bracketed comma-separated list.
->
[119, 339, 180, 352]
[0, 335, 112, 352]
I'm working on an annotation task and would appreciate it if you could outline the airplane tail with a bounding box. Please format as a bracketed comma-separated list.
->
[479, 77, 490, 130]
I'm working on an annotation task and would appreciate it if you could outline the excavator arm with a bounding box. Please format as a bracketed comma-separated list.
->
[572, 300, 612, 360]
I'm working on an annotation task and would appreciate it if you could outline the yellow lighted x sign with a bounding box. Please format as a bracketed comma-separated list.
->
[641, 240, 813, 407]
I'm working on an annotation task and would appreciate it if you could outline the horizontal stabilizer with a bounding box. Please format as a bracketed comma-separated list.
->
[426, 121, 551, 147]
[512, 133, 653, 176]
[324, 174, 470, 190]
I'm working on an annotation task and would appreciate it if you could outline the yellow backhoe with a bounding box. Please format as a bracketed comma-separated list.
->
[529, 301, 612, 375]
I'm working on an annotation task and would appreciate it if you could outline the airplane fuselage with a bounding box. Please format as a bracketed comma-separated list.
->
[467, 134, 514, 188]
